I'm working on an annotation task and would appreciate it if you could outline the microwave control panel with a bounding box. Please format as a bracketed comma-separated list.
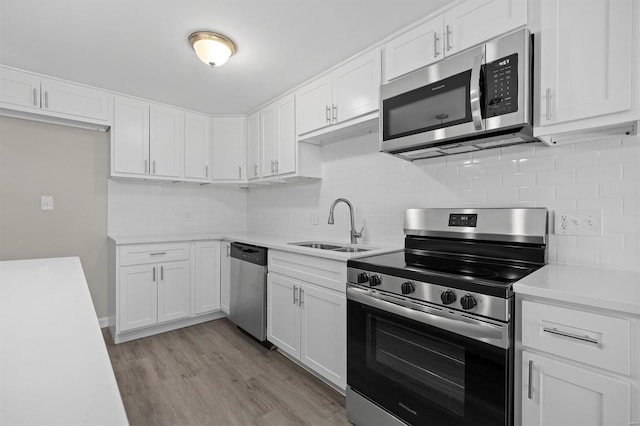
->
[484, 53, 518, 117]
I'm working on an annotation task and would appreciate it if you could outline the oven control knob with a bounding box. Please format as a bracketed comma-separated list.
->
[370, 275, 382, 287]
[401, 281, 415, 295]
[357, 272, 369, 284]
[460, 294, 477, 310]
[440, 290, 457, 305]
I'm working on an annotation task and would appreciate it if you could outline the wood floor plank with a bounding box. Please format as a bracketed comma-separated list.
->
[104, 318, 348, 426]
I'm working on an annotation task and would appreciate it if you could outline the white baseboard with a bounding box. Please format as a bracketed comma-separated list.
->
[98, 317, 110, 328]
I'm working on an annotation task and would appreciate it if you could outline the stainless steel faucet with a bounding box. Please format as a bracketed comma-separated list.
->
[328, 198, 363, 244]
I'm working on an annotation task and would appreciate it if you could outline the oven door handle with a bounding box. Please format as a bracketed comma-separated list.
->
[347, 285, 509, 349]
[470, 51, 485, 131]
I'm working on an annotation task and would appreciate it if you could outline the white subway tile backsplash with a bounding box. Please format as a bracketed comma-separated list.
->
[603, 215, 640, 234]
[487, 187, 518, 202]
[472, 175, 502, 189]
[500, 144, 536, 160]
[599, 181, 640, 198]
[518, 186, 555, 202]
[576, 164, 623, 183]
[555, 151, 599, 170]
[435, 166, 460, 180]
[503, 172, 536, 188]
[486, 159, 518, 175]
[556, 183, 598, 200]
[577, 198, 623, 216]
[577, 235, 624, 251]
[518, 155, 555, 172]
[459, 163, 487, 178]
[536, 169, 574, 186]
[446, 153, 473, 167]
[556, 246, 599, 266]
[599, 249, 640, 271]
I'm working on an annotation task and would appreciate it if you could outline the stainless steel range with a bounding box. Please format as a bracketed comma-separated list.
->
[346, 208, 548, 426]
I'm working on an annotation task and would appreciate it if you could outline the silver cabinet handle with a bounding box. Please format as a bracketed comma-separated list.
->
[325, 105, 331, 123]
[152, 266, 156, 282]
[33, 88, 38, 106]
[274, 159, 279, 173]
[254, 163, 258, 177]
[205, 165, 208, 178]
[238, 165, 242, 179]
[160, 266, 164, 281]
[293, 285, 298, 305]
[528, 360, 534, 399]
[332, 104, 337, 122]
[270, 160, 275, 173]
[150, 252, 167, 256]
[545, 88, 552, 121]
[152, 160, 156, 175]
[44, 91, 49, 109]
[542, 327, 599, 345]
[470, 53, 485, 131]
[226, 244, 230, 257]
[144, 159, 148, 174]
[299, 288, 304, 307]
[433, 32, 439, 57]
[446, 24, 452, 51]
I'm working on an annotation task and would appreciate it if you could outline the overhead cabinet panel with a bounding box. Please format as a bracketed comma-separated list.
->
[113, 97, 150, 176]
[332, 49, 381, 123]
[211, 116, 246, 181]
[40, 78, 110, 121]
[0, 67, 41, 109]
[149, 104, 183, 178]
[184, 112, 211, 181]
[246, 111, 261, 179]
[295, 75, 333, 135]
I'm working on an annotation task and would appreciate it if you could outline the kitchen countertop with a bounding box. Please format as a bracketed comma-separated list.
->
[108, 231, 400, 261]
[514, 263, 640, 315]
[0, 257, 128, 425]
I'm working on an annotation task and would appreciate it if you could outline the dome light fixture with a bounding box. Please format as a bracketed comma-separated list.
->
[188, 31, 237, 68]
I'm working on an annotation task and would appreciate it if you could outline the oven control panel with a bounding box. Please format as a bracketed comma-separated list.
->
[448, 213, 477, 227]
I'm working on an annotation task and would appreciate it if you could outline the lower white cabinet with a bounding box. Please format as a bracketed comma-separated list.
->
[522, 351, 631, 426]
[266, 250, 347, 390]
[193, 241, 220, 315]
[119, 260, 190, 331]
[220, 241, 231, 315]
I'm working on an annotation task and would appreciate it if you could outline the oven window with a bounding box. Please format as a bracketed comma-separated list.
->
[383, 70, 472, 141]
[367, 316, 466, 416]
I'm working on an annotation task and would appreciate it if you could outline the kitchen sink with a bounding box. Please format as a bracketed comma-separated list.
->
[288, 241, 375, 253]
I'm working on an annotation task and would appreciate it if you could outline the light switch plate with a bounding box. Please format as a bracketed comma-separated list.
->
[40, 196, 54, 211]
[554, 209, 602, 236]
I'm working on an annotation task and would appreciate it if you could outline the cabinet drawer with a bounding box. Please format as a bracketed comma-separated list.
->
[522, 300, 631, 376]
[119, 242, 190, 266]
[268, 250, 346, 293]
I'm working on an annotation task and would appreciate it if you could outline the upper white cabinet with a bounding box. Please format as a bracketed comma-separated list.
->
[443, 0, 526, 55]
[184, 111, 211, 183]
[261, 94, 296, 177]
[0, 66, 110, 125]
[246, 111, 261, 180]
[211, 116, 246, 182]
[295, 48, 381, 136]
[534, 0, 638, 141]
[383, 0, 526, 82]
[111, 96, 183, 180]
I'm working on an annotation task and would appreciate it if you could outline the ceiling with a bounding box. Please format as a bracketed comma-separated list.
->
[0, 0, 452, 114]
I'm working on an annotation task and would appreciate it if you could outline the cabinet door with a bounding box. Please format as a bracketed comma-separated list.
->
[184, 111, 211, 182]
[384, 17, 444, 82]
[113, 97, 150, 176]
[261, 102, 279, 177]
[299, 283, 346, 389]
[211, 116, 246, 181]
[537, 0, 632, 126]
[40, 78, 110, 121]
[332, 48, 381, 123]
[157, 260, 191, 323]
[0, 67, 40, 109]
[276, 94, 296, 175]
[443, 0, 526, 55]
[267, 273, 300, 359]
[119, 264, 157, 331]
[521, 351, 631, 426]
[220, 242, 231, 314]
[295, 75, 332, 135]
[193, 241, 221, 315]
[246, 111, 261, 179]
[149, 104, 183, 179]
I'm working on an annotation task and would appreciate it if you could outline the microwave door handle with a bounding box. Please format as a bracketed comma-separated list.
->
[470, 52, 484, 131]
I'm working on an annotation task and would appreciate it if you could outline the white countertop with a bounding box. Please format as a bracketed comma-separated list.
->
[0, 257, 128, 425]
[108, 231, 400, 261]
[514, 263, 640, 315]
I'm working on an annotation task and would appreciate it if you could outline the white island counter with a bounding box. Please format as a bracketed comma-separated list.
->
[0, 257, 128, 425]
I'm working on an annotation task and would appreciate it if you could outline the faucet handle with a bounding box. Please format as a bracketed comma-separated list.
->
[353, 226, 364, 238]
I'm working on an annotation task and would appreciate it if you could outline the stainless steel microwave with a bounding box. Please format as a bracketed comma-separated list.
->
[380, 29, 537, 160]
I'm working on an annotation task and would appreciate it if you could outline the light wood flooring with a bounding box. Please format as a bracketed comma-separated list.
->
[103, 318, 348, 426]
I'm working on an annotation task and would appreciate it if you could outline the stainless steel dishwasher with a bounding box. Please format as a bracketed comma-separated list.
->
[229, 242, 268, 342]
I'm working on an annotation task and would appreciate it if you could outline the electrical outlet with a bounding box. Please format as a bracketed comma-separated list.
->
[554, 210, 602, 236]
[40, 196, 54, 211]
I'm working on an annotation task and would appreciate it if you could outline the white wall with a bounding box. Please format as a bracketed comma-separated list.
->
[247, 132, 640, 271]
[108, 180, 247, 235]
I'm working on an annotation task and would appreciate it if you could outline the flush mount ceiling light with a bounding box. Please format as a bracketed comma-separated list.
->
[188, 31, 237, 68]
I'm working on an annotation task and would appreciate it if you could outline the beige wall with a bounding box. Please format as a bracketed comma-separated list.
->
[0, 116, 108, 317]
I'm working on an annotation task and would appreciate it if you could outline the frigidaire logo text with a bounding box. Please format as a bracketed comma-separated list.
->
[398, 402, 417, 416]
[499, 59, 510, 66]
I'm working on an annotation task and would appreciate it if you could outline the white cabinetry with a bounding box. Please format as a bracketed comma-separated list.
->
[193, 241, 221, 315]
[220, 241, 231, 315]
[383, 0, 526, 82]
[267, 250, 347, 390]
[533, 0, 639, 142]
[211, 116, 246, 182]
[519, 298, 639, 426]
[111, 96, 184, 179]
[261, 94, 296, 177]
[296, 49, 380, 137]
[184, 111, 211, 182]
[0, 66, 111, 128]
[246, 111, 261, 180]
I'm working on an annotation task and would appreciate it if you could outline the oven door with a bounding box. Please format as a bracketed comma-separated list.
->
[380, 44, 485, 154]
[347, 285, 512, 426]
